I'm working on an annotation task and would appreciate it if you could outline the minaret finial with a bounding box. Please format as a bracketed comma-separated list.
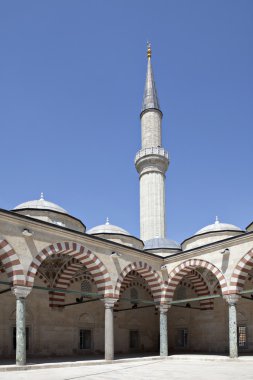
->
[147, 41, 152, 59]
[142, 42, 160, 112]
[40, 192, 44, 200]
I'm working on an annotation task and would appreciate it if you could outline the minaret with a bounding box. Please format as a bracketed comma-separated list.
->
[135, 43, 169, 242]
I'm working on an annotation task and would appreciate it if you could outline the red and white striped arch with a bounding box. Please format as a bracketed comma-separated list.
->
[0, 238, 25, 285]
[230, 248, 253, 293]
[166, 259, 228, 302]
[49, 258, 96, 307]
[114, 261, 163, 303]
[119, 270, 153, 298]
[26, 241, 113, 297]
[184, 270, 213, 310]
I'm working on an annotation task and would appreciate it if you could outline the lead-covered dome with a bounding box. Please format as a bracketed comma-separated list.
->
[195, 217, 242, 235]
[87, 218, 143, 250]
[14, 193, 68, 214]
[12, 193, 85, 233]
[144, 237, 181, 257]
[87, 218, 130, 235]
[182, 217, 244, 251]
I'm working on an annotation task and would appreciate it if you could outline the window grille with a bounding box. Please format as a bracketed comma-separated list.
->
[175, 286, 186, 300]
[130, 288, 138, 304]
[176, 328, 188, 348]
[81, 280, 92, 294]
[129, 330, 139, 349]
[79, 329, 92, 350]
[238, 326, 247, 348]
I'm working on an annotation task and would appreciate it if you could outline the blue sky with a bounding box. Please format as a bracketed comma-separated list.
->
[0, 1, 252, 243]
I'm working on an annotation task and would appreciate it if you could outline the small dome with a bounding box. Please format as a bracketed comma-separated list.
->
[87, 218, 130, 236]
[13, 193, 68, 214]
[195, 216, 242, 235]
[144, 237, 181, 250]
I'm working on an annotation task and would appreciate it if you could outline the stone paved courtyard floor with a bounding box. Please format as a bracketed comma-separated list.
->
[1, 356, 253, 380]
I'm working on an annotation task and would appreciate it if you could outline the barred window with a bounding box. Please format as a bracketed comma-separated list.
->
[238, 326, 247, 348]
[81, 280, 92, 294]
[176, 328, 188, 348]
[175, 286, 186, 300]
[130, 288, 138, 304]
[129, 330, 139, 350]
[80, 329, 92, 350]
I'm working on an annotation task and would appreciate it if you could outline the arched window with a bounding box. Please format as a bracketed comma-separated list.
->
[130, 287, 138, 304]
[175, 285, 186, 300]
[81, 280, 92, 294]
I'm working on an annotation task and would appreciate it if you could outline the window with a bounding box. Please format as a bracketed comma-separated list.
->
[174, 286, 186, 300]
[130, 288, 138, 304]
[13, 327, 29, 350]
[81, 280, 92, 294]
[80, 329, 92, 350]
[129, 330, 139, 350]
[176, 328, 188, 348]
[238, 326, 247, 348]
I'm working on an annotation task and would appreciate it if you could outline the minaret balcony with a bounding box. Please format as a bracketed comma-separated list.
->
[135, 147, 169, 176]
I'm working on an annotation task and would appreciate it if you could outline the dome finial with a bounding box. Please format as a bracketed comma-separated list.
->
[106, 217, 110, 225]
[147, 41, 152, 59]
[40, 192, 44, 200]
[215, 216, 219, 224]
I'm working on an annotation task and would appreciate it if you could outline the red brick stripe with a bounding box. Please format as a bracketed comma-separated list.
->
[0, 239, 25, 285]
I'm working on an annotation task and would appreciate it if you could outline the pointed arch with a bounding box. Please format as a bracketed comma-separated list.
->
[184, 269, 213, 310]
[119, 270, 153, 298]
[49, 258, 95, 307]
[230, 248, 253, 293]
[0, 238, 25, 285]
[26, 241, 113, 297]
[166, 259, 228, 302]
[114, 261, 163, 302]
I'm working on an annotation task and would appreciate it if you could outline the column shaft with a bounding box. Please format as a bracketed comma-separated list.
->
[160, 311, 168, 356]
[16, 297, 26, 365]
[228, 302, 238, 358]
[105, 304, 114, 360]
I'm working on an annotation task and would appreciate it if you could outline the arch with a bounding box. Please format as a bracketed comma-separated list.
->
[49, 258, 84, 307]
[119, 271, 153, 299]
[166, 259, 229, 302]
[114, 261, 163, 302]
[184, 270, 213, 310]
[230, 248, 253, 293]
[0, 238, 25, 285]
[26, 241, 113, 297]
[49, 258, 96, 307]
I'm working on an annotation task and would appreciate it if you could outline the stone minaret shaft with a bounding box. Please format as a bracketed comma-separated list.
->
[135, 44, 169, 242]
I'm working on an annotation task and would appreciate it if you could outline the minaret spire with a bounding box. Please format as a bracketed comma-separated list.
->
[135, 44, 169, 242]
[142, 42, 161, 113]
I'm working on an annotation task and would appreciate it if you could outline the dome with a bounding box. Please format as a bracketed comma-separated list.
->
[144, 237, 181, 250]
[195, 217, 243, 236]
[87, 218, 130, 236]
[13, 193, 68, 214]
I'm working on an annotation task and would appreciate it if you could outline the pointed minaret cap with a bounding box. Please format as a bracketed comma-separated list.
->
[141, 42, 161, 114]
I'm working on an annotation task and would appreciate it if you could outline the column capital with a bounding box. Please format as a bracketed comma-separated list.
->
[102, 297, 118, 309]
[159, 304, 171, 314]
[12, 286, 32, 299]
[224, 294, 240, 306]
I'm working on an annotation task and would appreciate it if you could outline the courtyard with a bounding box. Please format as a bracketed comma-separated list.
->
[1, 357, 253, 380]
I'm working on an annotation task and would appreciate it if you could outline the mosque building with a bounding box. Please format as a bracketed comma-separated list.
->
[0, 44, 253, 366]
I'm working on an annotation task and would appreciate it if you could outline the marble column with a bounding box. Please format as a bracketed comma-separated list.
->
[12, 286, 32, 366]
[159, 304, 170, 357]
[224, 295, 240, 358]
[103, 298, 117, 361]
